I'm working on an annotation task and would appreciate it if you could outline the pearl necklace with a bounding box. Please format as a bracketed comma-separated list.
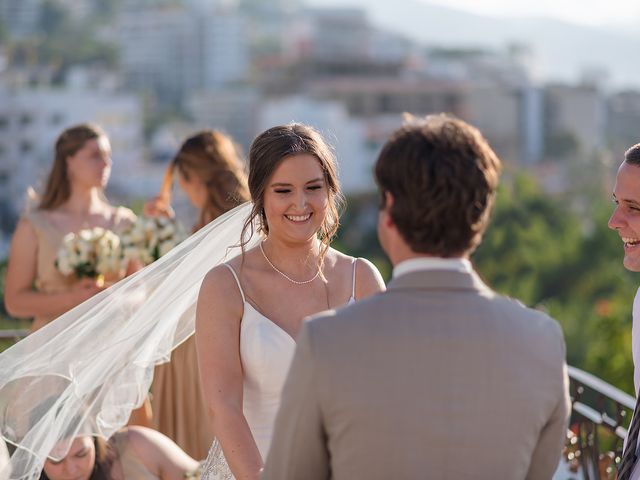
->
[260, 242, 321, 285]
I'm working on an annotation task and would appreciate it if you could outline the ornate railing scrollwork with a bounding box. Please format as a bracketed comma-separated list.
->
[560, 366, 636, 479]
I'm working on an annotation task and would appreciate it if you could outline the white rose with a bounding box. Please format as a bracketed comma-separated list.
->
[120, 233, 133, 246]
[123, 246, 141, 262]
[99, 234, 119, 253]
[92, 227, 106, 238]
[97, 237, 109, 252]
[140, 249, 154, 265]
[158, 240, 175, 257]
[77, 248, 90, 264]
[66, 249, 79, 266]
[96, 258, 109, 275]
[144, 218, 157, 233]
[57, 256, 73, 276]
[111, 255, 122, 272]
[78, 229, 93, 242]
[158, 223, 175, 240]
[65, 239, 79, 256]
[62, 232, 76, 246]
[78, 237, 93, 252]
[96, 253, 120, 275]
[147, 232, 158, 250]
[129, 226, 145, 243]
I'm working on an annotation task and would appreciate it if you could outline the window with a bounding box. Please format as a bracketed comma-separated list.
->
[19, 113, 33, 126]
[50, 112, 65, 125]
[20, 140, 33, 153]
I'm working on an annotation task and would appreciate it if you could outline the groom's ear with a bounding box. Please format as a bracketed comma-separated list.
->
[381, 191, 395, 228]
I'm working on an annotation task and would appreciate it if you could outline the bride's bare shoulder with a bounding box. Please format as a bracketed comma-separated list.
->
[199, 263, 242, 305]
[200, 247, 261, 296]
[197, 265, 244, 323]
[353, 257, 386, 297]
[326, 248, 386, 298]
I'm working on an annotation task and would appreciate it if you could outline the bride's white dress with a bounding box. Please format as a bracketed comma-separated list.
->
[201, 262, 356, 479]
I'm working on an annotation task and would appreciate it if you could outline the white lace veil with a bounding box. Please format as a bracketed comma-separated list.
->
[0, 202, 258, 480]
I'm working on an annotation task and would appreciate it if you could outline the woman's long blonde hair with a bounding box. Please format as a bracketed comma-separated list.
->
[38, 124, 107, 210]
[159, 130, 250, 231]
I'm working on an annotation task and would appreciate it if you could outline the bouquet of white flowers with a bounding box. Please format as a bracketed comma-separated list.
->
[55, 227, 123, 284]
[120, 216, 186, 266]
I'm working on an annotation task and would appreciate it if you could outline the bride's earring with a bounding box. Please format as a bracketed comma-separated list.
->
[260, 208, 268, 233]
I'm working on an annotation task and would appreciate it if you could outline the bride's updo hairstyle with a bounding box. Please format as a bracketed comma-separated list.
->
[39, 124, 107, 210]
[240, 123, 344, 259]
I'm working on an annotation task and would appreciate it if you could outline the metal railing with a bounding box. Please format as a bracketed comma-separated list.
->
[0, 329, 28, 341]
[563, 366, 636, 479]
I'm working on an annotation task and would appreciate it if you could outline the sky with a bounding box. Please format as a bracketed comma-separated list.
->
[309, 0, 640, 27]
[415, 0, 640, 27]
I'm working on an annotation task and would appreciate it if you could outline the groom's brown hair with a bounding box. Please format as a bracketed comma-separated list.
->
[375, 114, 501, 256]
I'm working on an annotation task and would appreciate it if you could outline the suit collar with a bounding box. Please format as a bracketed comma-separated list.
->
[392, 256, 472, 279]
[387, 268, 493, 295]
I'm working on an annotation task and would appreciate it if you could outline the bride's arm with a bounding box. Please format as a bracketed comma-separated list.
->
[195, 266, 263, 480]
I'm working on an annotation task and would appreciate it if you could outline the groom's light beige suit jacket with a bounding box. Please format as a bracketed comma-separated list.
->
[262, 268, 570, 480]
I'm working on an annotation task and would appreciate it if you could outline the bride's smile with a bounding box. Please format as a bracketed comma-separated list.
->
[263, 152, 328, 243]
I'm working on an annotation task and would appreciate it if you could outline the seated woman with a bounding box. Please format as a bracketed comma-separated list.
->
[41, 427, 199, 480]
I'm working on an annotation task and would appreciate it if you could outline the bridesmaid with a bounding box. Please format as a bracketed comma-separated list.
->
[4, 124, 137, 333]
[2, 124, 152, 427]
[144, 130, 250, 459]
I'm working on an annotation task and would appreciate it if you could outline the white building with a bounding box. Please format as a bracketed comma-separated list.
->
[0, 86, 145, 216]
[258, 96, 374, 194]
[185, 0, 238, 13]
[185, 87, 260, 151]
[303, 8, 370, 63]
[202, 13, 248, 88]
[118, 6, 198, 104]
[291, 7, 410, 68]
[117, 3, 248, 105]
[369, 30, 414, 65]
[0, 0, 41, 38]
[54, 0, 93, 20]
[544, 83, 606, 155]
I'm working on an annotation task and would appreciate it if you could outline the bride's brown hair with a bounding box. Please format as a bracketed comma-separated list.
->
[239, 123, 344, 263]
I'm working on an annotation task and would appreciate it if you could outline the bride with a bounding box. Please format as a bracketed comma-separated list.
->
[197, 123, 384, 479]
[0, 123, 383, 480]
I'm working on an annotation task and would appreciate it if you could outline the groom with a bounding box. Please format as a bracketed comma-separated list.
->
[262, 114, 570, 479]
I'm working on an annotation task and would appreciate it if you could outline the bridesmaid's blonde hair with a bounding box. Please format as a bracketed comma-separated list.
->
[159, 130, 250, 231]
[39, 124, 107, 210]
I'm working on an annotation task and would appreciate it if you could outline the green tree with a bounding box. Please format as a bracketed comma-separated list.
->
[474, 174, 637, 393]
